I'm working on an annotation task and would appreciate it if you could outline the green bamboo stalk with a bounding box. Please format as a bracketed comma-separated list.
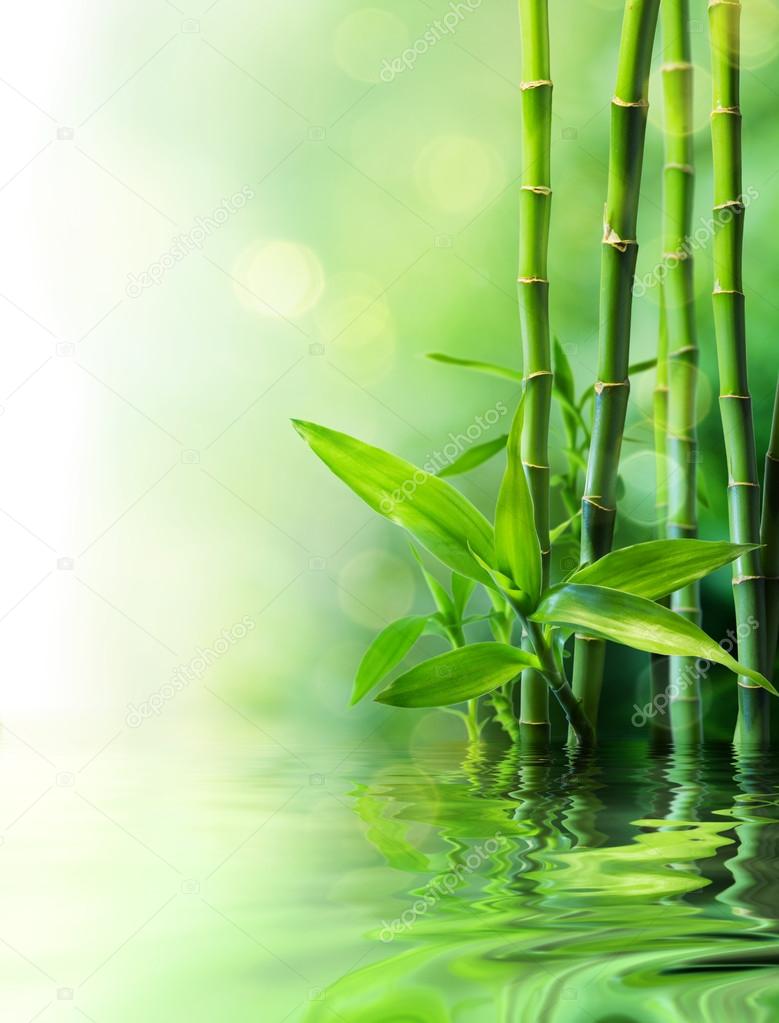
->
[517, 0, 553, 744]
[572, 0, 661, 730]
[708, 0, 769, 745]
[760, 382, 779, 679]
[650, 253, 670, 746]
[655, 302, 670, 536]
[662, 0, 702, 743]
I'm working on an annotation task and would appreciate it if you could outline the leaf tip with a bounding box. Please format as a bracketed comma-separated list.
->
[290, 418, 314, 440]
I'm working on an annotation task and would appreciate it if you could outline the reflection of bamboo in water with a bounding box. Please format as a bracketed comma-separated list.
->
[661, 747, 704, 891]
[559, 748, 606, 849]
[664, 747, 703, 823]
[719, 748, 779, 928]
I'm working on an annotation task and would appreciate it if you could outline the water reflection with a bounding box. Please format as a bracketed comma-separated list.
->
[308, 742, 779, 1022]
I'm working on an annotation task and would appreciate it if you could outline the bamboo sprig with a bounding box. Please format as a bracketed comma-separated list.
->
[708, 0, 769, 745]
[518, 0, 553, 743]
[663, 0, 702, 742]
[761, 383, 779, 680]
[572, 0, 661, 729]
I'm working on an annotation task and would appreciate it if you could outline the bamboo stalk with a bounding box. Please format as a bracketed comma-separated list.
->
[651, 245, 670, 746]
[518, 0, 553, 744]
[708, 0, 769, 745]
[760, 383, 779, 680]
[572, 0, 661, 730]
[662, 0, 702, 743]
[525, 620, 595, 747]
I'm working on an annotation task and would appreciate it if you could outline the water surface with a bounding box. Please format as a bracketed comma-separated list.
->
[3, 736, 779, 1021]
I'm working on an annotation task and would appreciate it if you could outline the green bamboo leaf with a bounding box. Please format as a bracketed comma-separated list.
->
[462, 611, 504, 626]
[494, 397, 542, 609]
[409, 544, 455, 620]
[468, 545, 528, 605]
[531, 584, 777, 694]
[438, 434, 508, 478]
[376, 643, 540, 708]
[293, 421, 494, 585]
[425, 352, 523, 383]
[554, 390, 591, 440]
[351, 615, 428, 705]
[550, 509, 582, 544]
[553, 338, 576, 405]
[628, 356, 658, 376]
[424, 614, 454, 641]
[562, 447, 588, 473]
[697, 472, 710, 510]
[568, 539, 758, 601]
[451, 573, 476, 618]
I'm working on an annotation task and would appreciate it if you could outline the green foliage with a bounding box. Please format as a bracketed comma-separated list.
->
[295, 411, 777, 734]
[376, 644, 540, 708]
[351, 616, 428, 706]
[569, 539, 757, 600]
[425, 352, 522, 382]
[292, 420, 494, 586]
[532, 583, 776, 693]
[437, 435, 508, 478]
[493, 397, 542, 612]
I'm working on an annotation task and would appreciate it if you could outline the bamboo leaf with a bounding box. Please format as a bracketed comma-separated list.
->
[438, 434, 508, 477]
[351, 616, 428, 705]
[532, 584, 777, 694]
[494, 397, 542, 609]
[697, 472, 710, 510]
[568, 539, 758, 601]
[451, 573, 477, 618]
[628, 357, 658, 376]
[554, 391, 591, 440]
[409, 544, 455, 620]
[425, 352, 523, 383]
[562, 447, 588, 473]
[550, 509, 582, 544]
[468, 545, 528, 605]
[293, 421, 494, 585]
[553, 338, 576, 405]
[376, 643, 540, 708]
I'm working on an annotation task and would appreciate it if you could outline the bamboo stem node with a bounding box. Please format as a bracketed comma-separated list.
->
[613, 96, 649, 108]
[594, 379, 629, 394]
[583, 496, 614, 512]
[603, 225, 637, 251]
